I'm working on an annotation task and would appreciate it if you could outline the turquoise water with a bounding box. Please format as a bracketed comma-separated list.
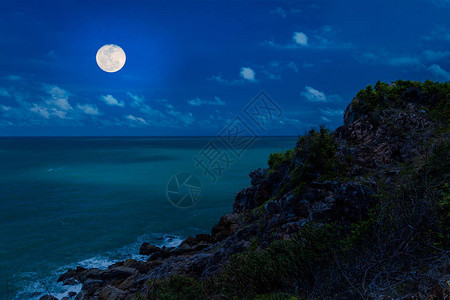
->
[0, 137, 297, 299]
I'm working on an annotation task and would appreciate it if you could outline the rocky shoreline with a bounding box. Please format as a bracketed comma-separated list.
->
[41, 81, 449, 299]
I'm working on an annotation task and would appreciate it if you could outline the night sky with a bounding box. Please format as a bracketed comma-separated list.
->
[0, 0, 449, 136]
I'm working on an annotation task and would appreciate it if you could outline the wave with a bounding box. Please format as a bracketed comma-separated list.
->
[14, 233, 183, 299]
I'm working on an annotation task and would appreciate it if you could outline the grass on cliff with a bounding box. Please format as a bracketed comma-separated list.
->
[268, 126, 340, 199]
[351, 79, 449, 126]
[138, 134, 449, 300]
[210, 138, 449, 299]
[138, 81, 449, 299]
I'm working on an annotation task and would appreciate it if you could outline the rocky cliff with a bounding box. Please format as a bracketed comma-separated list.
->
[50, 80, 449, 300]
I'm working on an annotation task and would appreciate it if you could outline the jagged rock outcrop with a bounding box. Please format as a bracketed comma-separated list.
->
[51, 81, 449, 300]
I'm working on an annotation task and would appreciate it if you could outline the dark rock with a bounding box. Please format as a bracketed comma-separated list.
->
[249, 168, 268, 186]
[139, 242, 160, 255]
[53, 83, 445, 300]
[57, 266, 87, 285]
[63, 278, 79, 286]
[264, 200, 280, 215]
[81, 279, 104, 296]
[211, 213, 240, 242]
[282, 221, 305, 234]
[233, 181, 272, 213]
[109, 259, 141, 270]
[293, 201, 309, 218]
[116, 272, 139, 290]
[99, 285, 126, 300]
[343, 100, 358, 125]
[233, 186, 257, 212]
[39, 296, 58, 300]
[137, 259, 162, 274]
[233, 166, 285, 213]
[69, 291, 77, 297]
[171, 243, 193, 254]
[98, 267, 136, 281]
[148, 246, 174, 261]
[180, 234, 213, 247]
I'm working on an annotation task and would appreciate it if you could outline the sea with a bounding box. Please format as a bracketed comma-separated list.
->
[0, 136, 297, 299]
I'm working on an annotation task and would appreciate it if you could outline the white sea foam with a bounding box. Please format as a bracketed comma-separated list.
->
[14, 271, 82, 300]
[15, 233, 183, 299]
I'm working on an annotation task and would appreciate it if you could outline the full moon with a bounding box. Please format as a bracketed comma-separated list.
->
[96, 44, 126, 73]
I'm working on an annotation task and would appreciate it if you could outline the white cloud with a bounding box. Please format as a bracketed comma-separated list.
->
[137, 102, 196, 128]
[45, 85, 73, 111]
[210, 67, 257, 85]
[269, 61, 280, 68]
[264, 27, 351, 50]
[2, 82, 104, 126]
[321, 116, 331, 122]
[3, 75, 22, 81]
[77, 103, 100, 116]
[262, 40, 278, 47]
[0, 120, 13, 127]
[50, 97, 72, 111]
[126, 114, 147, 125]
[52, 110, 67, 119]
[188, 96, 225, 106]
[167, 110, 195, 125]
[357, 52, 422, 67]
[270, 7, 286, 18]
[293, 32, 308, 46]
[428, 64, 450, 80]
[260, 60, 299, 80]
[320, 108, 344, 117]
[270, 7, 301, 18]
[209, 75, 244, 85]
[29, 104, 50, 119]
[427, 0, 450, 7]
[28, 85, 73, 119]
[301, 86, 327, 102]
[262, 70, 281, 80]
[358, 49, 449, 70]
[47, 50, 57, 58]
[423, 50, 450, 61]
[387, 56, 421, 66]
[240, 67, 256, 81]
[287, 61, 299, 72]
[422, 26, 450, 41]
[126, 92, 144, 107]
[140, 104, 165, 119]
[101, 94, 124, 107]
[0, 88, 10, 97]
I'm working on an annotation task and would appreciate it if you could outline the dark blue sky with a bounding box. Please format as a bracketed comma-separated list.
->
[0, 0, 449, 136]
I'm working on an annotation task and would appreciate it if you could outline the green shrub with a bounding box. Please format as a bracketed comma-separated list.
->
[253, 294, 299, 300]
[419, 140, 450, 248]
[138, 80, 449, 300]
[268, 149, 294, 170]
[212, 224, 338, 298]
[144, 274, 203, 300]
[289, 126, 337, 195]
[351, 80, 449, 126]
